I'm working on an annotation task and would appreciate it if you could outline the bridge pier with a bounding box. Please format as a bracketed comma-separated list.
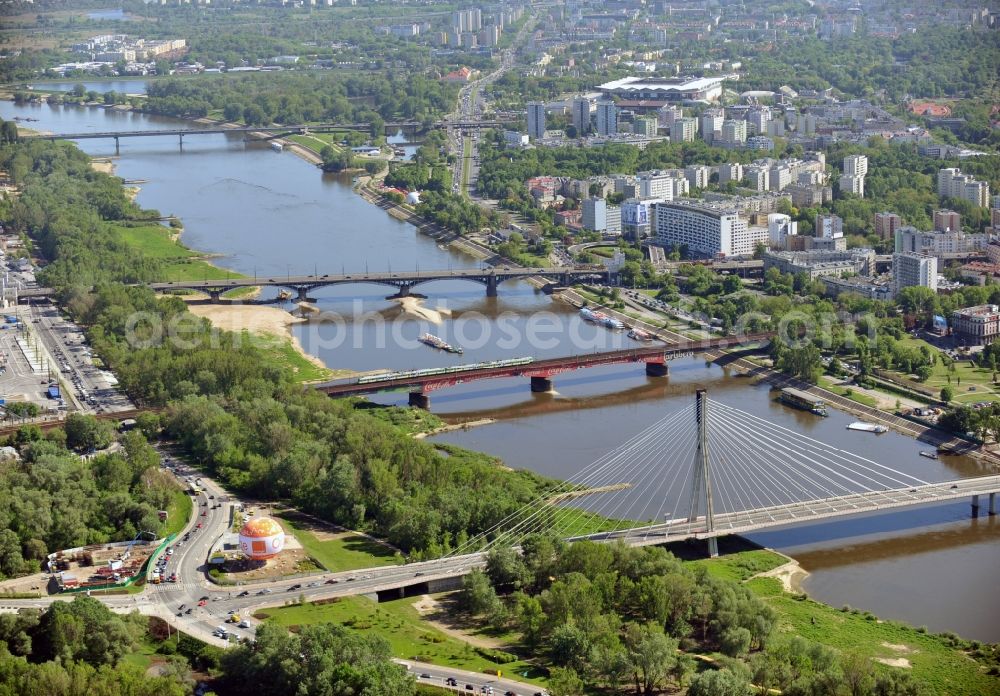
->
[296, 287, 315, 302]
[392, 284, 413, 299]
[707, 537, 719, 558]
[408, 392, 430, 409]
[485, 276, 498, 297]
[530, 376, 553, 393]
[645, 361, 669, 377]
[178, 133, 184, 150]
[208, 290, 222, 303]
[114, 136, 120, 155]
[972, 494, 980, 517]
[990, 492, 997, 516]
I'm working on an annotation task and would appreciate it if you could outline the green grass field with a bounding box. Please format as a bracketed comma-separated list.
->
[257, 595, 546, 684]
[161, 487, 193, 539]
[822, 382, 880, 408]
[248, 332, 333, 383]
[113, 222, 250, 286]
[881, 337, 1000, 404]
[277, 512, 403, 572]
[749, 576, 998, 696]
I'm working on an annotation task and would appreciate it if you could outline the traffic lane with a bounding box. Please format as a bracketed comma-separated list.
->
[400, 660, 544, 696]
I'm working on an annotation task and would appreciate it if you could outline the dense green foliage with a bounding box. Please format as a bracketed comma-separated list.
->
[145, 72, 456, 126]
[415, 190, 499, 235]
[218, 621, 412, 696]
[462, 539, 924, 695]
[0, 426, 172, 579]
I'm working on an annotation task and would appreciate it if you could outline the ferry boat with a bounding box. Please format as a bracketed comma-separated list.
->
[779, 387, 828, 416]
[601, 315, 624, 330]
[847, 422, 888, 434]
[628, 328, 654, 341]
[580, 307, 601, 322]
[419, 333, 463, 354]
[270, 141, 283, 152]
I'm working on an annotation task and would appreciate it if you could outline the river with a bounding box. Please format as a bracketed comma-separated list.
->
[4, 99, 999, 642]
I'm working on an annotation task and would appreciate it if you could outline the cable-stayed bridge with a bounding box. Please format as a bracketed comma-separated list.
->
[447, 390, 1000, 560]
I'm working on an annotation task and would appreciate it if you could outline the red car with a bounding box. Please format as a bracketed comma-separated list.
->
[196, 522, 203, 528]
[198, 599, 207, 607]
[201, 511, 207, 517]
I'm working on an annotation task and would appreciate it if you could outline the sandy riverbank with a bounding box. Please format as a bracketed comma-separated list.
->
[397, 296, 453, 324]
[186, 303, 331, 374]
[754, 550, 810, 594]
[414, 417, 496, 439]
[90, 158, 115, 174]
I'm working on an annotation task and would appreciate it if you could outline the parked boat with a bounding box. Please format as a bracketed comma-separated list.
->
[628, 328, 654, 342]
[270, 141, 283, 152]
[419, 333, 463, 354]
[779, 387, 827, 416]
[580, 307, 601, 322]
[847, 422, 888, 434]
[919, 451, 939, 459]
[601, 315, 624, 330]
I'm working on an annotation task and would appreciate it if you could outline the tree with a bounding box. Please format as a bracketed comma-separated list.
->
[485, 547, 530, 592]
[458, 570, 501, 616]
[64, 413, 114, 452]
[548, 667, 585, 696]
[687, 668, 752, 696]
[624, 622, 679, 695]
[720, 626, 753, 658]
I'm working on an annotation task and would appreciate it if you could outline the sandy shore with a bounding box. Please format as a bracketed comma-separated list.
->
[414, 418, 496, 439]
[754, 551, 810, 593]
[90, 158, 115, 174]
[397, 296, 453, 324]
[186, 304, 330, 374]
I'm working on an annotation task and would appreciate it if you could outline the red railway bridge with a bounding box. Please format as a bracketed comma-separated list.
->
[316, 333, 774, 408]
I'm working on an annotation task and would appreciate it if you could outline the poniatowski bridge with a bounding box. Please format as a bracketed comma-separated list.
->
[18, 267, 608, 302]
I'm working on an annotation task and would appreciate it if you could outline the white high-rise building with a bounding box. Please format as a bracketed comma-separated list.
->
[637, 170, 687, 200]
[893, 252, 938, 296]
[938, 168, 991, 207]
[526, 102, 546, 140]
[843, 154, 868, 178]
[717, 163, 744, 186]
[719, 119, 747, 145]
[684, 165, 711, 190]
[699, 109, 724, 144]
[768, 213, 798, 249]
[582, 198, 607, 232]
[671, 117, 697, 142]
[595, 100, 618, 136]
[571, 97, 591, 135]
[654, 201, 762, 257]
[839, 174, 865, 198]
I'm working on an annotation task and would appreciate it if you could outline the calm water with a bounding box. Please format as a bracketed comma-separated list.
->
[5, 99, 999, 641]
[29, 79, 150, 95]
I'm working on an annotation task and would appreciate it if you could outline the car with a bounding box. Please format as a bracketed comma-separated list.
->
[505, 692, 517, 696]
[325, 578, 340, 584]
[951, 484, 959, 489]
[465, 686, 474, 692]
[201, 511, 207, 517]
[198, 600, 208, 607]
[185, 608, 193, 614]
[239, 620, 250, 629]
[419, 673, 431, 679]
[346, 576, 356, 582]
[196, 522, 203, 528]
[446, 678, 457, 686]
[307, 582, 319, 588]
[178, 604, 186, 611]
[238, 590, 250, 597]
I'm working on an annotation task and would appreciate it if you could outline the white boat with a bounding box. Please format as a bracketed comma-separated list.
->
[270, 141, 283, 152]
[847, 422, 888, 434]
[919, 451, 939, 459]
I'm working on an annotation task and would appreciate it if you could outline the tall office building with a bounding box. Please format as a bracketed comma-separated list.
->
[571, 97, 591, 135]
[893, 252, 938, 296]
[582, 198, 608, 232]
[816, 214, 844, 239]
[595, 100, 618, 136]
[526, 101, 546, 140]
[768, 213, 798, 250]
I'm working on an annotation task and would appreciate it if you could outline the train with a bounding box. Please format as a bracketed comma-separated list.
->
[356, 357, 535, 385]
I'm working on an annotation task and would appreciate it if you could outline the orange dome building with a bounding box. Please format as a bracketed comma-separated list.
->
[238, 517, 286, 560]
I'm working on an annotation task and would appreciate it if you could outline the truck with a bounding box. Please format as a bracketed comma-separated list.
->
[47, 385, 61, 400]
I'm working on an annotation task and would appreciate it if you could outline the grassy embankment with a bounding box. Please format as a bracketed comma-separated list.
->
[277, 513, 403, 573]
[161, 486, 194, 539]
[695, 550, 999, 696]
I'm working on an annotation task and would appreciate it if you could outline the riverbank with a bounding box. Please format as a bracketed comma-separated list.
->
[186, 303, 343, 382]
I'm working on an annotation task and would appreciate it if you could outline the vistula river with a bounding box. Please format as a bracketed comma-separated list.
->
[4, 99, 999, 641]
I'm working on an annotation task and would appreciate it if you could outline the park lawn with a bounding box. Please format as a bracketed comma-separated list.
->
[161, 487, 193, 539]
[257, 595, 547, 685]
[689, 548, 787, 583]
[822, 382, 880, 408]
[889, 336, 1000, 399]
[587, 245, 617, 258]
[277, 515, 402, 572]
[287, 133, 345, 154]
[748, 576, 998, 696]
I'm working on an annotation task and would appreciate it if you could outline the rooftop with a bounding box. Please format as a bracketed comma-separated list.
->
[597, 75, 728, 92]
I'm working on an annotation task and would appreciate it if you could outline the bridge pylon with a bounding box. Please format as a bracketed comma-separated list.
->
[687, 389, 718, 557]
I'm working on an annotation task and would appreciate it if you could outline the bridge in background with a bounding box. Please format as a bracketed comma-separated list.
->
[317, 334, 773, 408]
[17, 266, 608, 303]
[22, 118, 518, 152]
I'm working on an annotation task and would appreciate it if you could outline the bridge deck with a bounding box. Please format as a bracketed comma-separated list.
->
[598, 474, 1000, 544]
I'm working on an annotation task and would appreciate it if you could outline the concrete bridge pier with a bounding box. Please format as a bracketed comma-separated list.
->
[972, 494, 980, 516]
[114, 136, 120, 155]
[408, 392, 430, 409]
[296, 287, 316, 302]
[178, 133, 184, 150]
[393, 284, 413, 298]
[707, 537, 719, 558]
[485, 276, 498, 297]
[990, 492, 997, 516]
[645, 361, 669, 377]
[208, 290, 222, 303]
[530, 376, 553, 393]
